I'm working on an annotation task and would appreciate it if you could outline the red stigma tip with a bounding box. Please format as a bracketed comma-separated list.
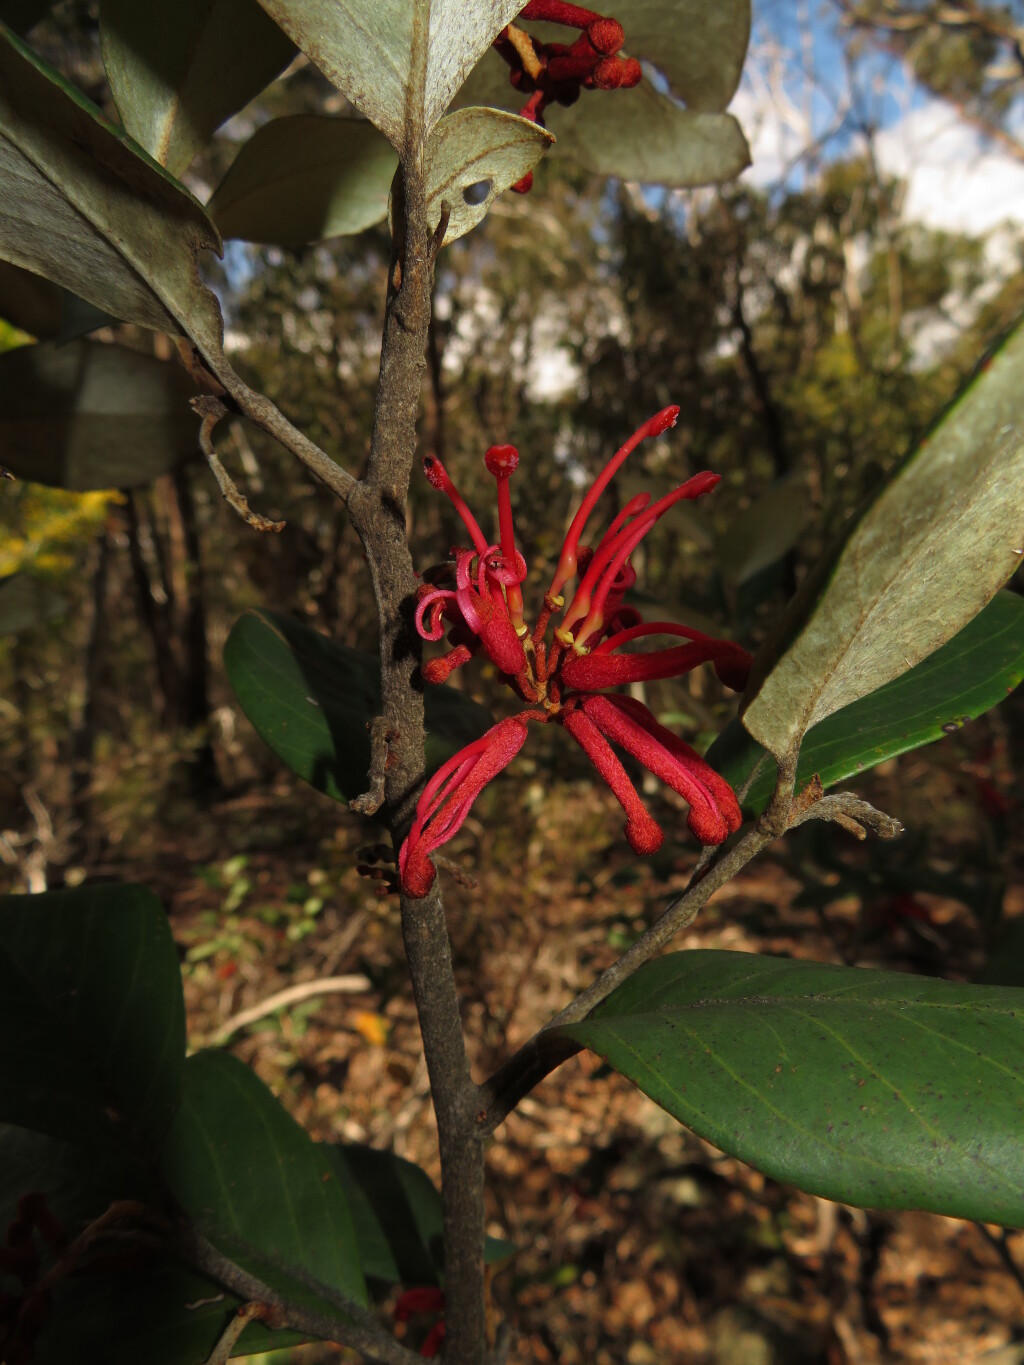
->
[423, 454, 447, 491]
[619, 56, 642, 86]
[587, 17, 624, 53]
[653, 405, 680, 434]
[485, 444, 520, 477]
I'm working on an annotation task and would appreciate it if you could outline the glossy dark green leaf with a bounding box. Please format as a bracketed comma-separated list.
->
[0, 261, 109, 339]
[0, 1125, 263, 1365]
[0, 340, 202, 489]
[0, 1121, 155, 1238]
[564, 950, 1024, 1224]
[161, 1050, 366, 1315]
[328, 1143, 515, 1287]
[742, 320, 1024, 764]
[35, 1258, 307, 1363]
[208, 114, 397, 244]
[224, 609, 492, 805]
[0, 1128, 300, 1364]
[0, 884, 185, 1151]
[0, 24, 223, 347]
[100, 0, 295, 177]
[707, 591, 1024, 815]
[0, 574, 66, 635]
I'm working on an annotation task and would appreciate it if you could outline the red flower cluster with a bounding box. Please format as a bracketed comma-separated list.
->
[493, 0, 642, 191]
[399, 408, 752, 899]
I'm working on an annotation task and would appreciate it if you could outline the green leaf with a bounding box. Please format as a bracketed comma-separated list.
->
[0, 23, 223, 348]
[452, 0, 752, 187]
[328, 1143, 515, 1287]
[564, 950, 1024, 1224]
[457, 56, 748, 188]
[223, 609, 492, 804]
[0, 884, 185, 1151]
[708, 591, 1024, 815]
[715, 476, 809, 587]
[420, 107, 553, 245]
[0, 260, 109, 339]
[252, 0, 524, 152]
[614, 0, 750, 111]
[742, 321, 1024, 764]
[36, 1257, 308, 1362]
[0, 1126, 302, 1364]
[100, 0, 295, 177]
[0, 339, 202, 489]
[208, 115, 397, 244]
[161, 1050, 367, 1313]
[0, 574, 66, 635]
[0, 1122, 155, 1238]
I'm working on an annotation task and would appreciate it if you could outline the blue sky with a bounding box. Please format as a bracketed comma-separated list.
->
[733, 1, 1024, 236]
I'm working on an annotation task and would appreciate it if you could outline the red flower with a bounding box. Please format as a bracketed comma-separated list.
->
[394, 1286, 446, 1358]
[492, 0, 642, 191]
[399, 407, 752, 899]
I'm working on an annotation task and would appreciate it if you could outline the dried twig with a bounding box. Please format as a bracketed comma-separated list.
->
[351, 717, 398, 815]
[203, 1303, 264, 1365]
[192, 396, 286, 533]
[176, 339, 357, 505]
[211, 975, 373, 1045]
[788, 789, 904, 840]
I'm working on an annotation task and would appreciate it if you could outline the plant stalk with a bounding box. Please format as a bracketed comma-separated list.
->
[347, 161, 490, 1364]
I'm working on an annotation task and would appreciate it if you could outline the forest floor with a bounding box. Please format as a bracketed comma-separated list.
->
[41, 722, 1024, 1365]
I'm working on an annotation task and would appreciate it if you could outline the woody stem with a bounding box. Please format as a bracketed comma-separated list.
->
[347, 167, 490, 1363]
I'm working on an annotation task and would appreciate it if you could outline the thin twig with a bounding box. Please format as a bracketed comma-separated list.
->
[351, 717, 398, 815]
[181, 1227, 423, 1365]
[36, 1200, 150, 1292]
[788, 790, 904, 840]
[976, 1224, 1024, 1300]
[475, 822, 774, 1134]
[178, 340, 358, 505]
[210, 975, 373, 1045]
[192, 396, 285, 533]
[203, 1303, 263, 1365]
[428, 200, 452, 260]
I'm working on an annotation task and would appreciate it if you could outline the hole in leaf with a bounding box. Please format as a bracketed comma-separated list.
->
[462, 180, 491, 207]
